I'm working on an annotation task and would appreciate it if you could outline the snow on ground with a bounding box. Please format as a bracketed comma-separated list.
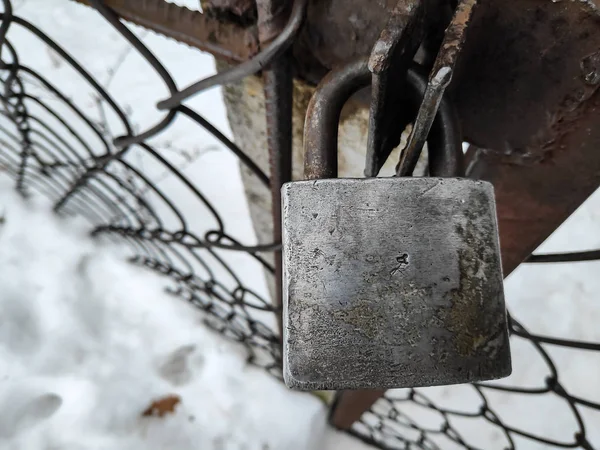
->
[0, 183, 366, 450]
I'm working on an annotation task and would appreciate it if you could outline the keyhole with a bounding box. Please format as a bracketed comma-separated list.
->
[390, 253, 409, 275]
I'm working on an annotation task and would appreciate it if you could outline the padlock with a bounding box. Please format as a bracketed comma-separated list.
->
[282, 58, 511, 391]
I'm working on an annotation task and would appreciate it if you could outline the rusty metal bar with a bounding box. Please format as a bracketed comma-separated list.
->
[200, 0, 255, 17]
[330, 390, 386, 430]
[256, 0, 294, 337]
[155, 0, 307, 110]
[256, 0, 288, 43]
[466, 88, 600, 277]
[365, 0, 426, 177]
[73, 0, 259, 62]
[396, 0, 477, 176]
[263, 56, 292, 336]
[458, 0, 600, 276]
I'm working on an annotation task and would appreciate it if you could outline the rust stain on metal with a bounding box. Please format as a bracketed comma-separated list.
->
[368, 0, 424, 74]
[453, 0, 600, 153]
[366, 0, 425, 177]
[524, 75, 599, 164]
[466, 87, 600, 275]
[200, 0, 256, 17]
[478, 49, 600, 167]
[257, 0, 295, 341]
[256, 0, 289, 43]
[431, 0, 478, 80]
[332, 301, 386, 340]
[448, 253, 486, 357]
[447, 189, 503, 358]
[452, 0, 476, 30]
[73, 0, 259, 62]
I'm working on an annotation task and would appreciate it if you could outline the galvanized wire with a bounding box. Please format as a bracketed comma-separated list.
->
[0, 1, 598, 449]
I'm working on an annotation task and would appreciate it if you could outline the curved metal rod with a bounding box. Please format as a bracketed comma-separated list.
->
[2, 15, 132, 136]
[87, 0, 178, 148]
[526, 250, 600, 263]
[155, 0, 308, 111]
[87, 0, 176, 94]
[113, 111, 177, 148]
[178, 105, 270, 187]
[511, 327, 600, 351]
[405, 64, 464, 177]
[304, 57, 463, 180]
[0, 0, 13, 55]
[303, 57, 371, 179]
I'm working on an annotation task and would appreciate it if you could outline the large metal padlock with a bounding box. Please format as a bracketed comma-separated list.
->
[282, 58, 511, 391]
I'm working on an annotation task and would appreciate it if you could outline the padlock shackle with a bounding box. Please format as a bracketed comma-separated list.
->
[303, 57, 463, 180]
[304, 57, 372, 180]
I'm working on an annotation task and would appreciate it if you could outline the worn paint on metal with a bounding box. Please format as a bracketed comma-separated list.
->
[282, 177, 511, 391]
[446, 187, 509, 360]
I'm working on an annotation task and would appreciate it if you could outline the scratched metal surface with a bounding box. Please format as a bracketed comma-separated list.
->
[282, 177, 511, 390]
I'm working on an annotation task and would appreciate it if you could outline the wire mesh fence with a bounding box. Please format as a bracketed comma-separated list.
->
[0, 0, 282, 375]
[0, 1, 598, 449]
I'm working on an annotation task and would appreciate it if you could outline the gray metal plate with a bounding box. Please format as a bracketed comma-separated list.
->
[282, 177, 511, 390]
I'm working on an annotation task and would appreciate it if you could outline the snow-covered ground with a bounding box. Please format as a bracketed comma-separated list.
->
[0, 0, 598, 449]
[0, 185, 366, 450]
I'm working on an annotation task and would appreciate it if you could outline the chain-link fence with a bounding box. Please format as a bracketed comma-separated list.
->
[0, 1, 598, 449]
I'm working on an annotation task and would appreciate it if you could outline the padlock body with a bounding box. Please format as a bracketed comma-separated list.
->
[282, 177, 511, 390]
